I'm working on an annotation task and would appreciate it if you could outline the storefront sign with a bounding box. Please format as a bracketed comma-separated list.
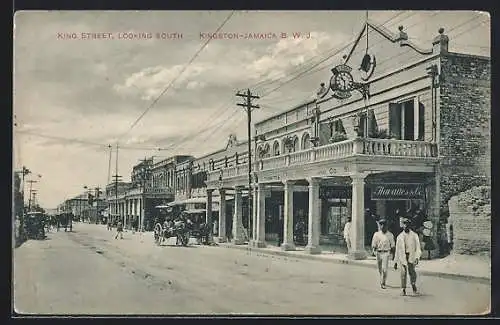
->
[320, 186, 352, 199]
[371, 183, 425, 200]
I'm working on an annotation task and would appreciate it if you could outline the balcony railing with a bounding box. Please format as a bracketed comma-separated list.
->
[207, 138, 437, 182]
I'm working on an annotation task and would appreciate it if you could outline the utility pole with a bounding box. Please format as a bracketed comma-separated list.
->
[95, 186, 102, 224]
[27, 180, 37, 212]
[112, 174, 122, 225]
[113, 143, 121, 225]
[31, 191, 37, 209]
[138, 157, 151, 233]
[107, 145, 112, 186]
[237, 89, 259, 241]
[20, 166, 31, 241]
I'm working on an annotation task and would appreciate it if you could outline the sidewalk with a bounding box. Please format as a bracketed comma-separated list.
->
[217, 242, 491, 283]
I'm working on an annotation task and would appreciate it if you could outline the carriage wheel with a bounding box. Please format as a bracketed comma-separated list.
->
[154, 223, 163, 245]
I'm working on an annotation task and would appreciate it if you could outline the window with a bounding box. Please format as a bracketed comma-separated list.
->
[273, 141, 280, 156]
[389, 99, 425, 140]
[292, 136, 299, 152]
[356, 110, 377, 138]
[330, 120, 346, 137]
[302, 133, 311, 150]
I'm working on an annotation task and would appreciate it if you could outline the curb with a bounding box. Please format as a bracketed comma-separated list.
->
[219, 243, 491, 285]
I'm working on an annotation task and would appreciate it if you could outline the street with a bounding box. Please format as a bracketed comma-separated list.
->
[13, 223, 490, 315]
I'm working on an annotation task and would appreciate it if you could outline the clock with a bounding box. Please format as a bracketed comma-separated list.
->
[334, 71, 354, 91]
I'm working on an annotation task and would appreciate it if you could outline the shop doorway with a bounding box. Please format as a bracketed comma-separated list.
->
[385, 200, 407, 236]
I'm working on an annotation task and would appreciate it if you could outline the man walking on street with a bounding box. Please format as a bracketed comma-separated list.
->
[371, 219, 395, 289]
[394, 218, 422, 296]
[115, 220, 124, 239]
[343, 217, 352, 253]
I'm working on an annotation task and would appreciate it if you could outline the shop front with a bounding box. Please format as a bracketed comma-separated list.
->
[317, 173, 432, 250]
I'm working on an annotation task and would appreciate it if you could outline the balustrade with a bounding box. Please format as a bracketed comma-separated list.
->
[207, 138, 437, 181]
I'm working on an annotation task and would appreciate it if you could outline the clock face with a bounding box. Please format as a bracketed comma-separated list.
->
[334, 71, 354, 91]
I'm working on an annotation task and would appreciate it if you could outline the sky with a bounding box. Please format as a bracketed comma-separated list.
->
[13, 10, 490, 208]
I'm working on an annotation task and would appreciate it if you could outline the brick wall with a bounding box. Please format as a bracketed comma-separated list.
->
[438, 53, 491, 209]
[448, 186, 491, 256]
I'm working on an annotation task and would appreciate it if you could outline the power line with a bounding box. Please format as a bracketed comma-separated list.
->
[251, 11, 410, 92]
[256, 11, 447, 100]
[161, 12, 416, 152]
[117, 11, 235, 143]
[14, 129, 162, 151]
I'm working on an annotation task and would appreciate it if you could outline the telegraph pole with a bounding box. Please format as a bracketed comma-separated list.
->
[95, 186, 101, 224]
[138, 157, 151, 233]
[27, 180, 37, 212]
[31, 191, 37, 209]
[20, 166, 31, 241]
[236, 89, 259, 241]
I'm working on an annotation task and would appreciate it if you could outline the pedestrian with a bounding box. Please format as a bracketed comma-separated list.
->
[343, 216, 352, 253]
[371, 219, 395, 289]
[394, 218, 422, 296]
[115, 221, 124, 239]
[107, 219, 112, 231]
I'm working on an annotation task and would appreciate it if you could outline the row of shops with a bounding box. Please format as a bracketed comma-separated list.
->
[60, 21, 489, 260]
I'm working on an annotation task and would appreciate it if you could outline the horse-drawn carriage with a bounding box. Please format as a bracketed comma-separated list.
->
[24, 211, 46, 240]
[153, 203, 212, 246]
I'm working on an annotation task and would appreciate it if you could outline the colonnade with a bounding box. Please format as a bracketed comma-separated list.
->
[206, 173, 370, 260]
[110, 197, 145, 230]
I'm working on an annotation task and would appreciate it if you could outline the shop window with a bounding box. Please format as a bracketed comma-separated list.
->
[389, 99, 425, 140]
[321, 199, 348, 237]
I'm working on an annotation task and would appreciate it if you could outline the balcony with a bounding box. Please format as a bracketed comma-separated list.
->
[207, 137, 438, 184]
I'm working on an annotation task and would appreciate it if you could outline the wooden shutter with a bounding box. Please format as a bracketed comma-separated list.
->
[388, 103, 401, 139]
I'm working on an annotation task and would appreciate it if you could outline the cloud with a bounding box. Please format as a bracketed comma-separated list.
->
[113, 30, 346, 103]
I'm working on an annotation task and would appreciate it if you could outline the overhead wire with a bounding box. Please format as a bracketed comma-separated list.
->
[225, 13, 488, 136]
[258, 11, 441, 100]
[253, 11, 411, 95]
[165, 11, 416, 151]
[116, 11, 236, 143]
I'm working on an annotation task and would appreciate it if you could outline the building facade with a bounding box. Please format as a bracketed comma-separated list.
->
[203, 24, 490, 259]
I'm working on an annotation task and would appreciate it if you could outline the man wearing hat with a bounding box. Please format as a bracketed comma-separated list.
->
[394, 217, 422, 296]
[371, 218, 395, 289]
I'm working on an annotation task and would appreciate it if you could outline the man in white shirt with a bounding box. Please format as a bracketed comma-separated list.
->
[394, 218, 422, 296]
[371, 219, 395, 289]
[343, 217, 352, 252]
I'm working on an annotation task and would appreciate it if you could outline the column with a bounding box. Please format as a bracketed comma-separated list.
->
[414, 96, 420, 140]
[232, 186, 245, 245]
[305, 177, 322, 254]
[139, 198, 143, 231]
[282, 180, 296, 251]
[129, 200, 133, 229]
[206, 189, 213, 243]
[251, 185, 258, 244]
[125, 200, 128, 229]
[254, 183, 266, 248]
[218, 189, 227, 242]
[349, 173, 367, 260]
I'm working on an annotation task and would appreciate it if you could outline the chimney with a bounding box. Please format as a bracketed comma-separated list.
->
[397, 25, 408, 41]
[432, 27, 449, 54]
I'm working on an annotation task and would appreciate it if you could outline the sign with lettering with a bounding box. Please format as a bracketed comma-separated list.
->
[371, 183, 425, 200]
[320, 186, 352, 199]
